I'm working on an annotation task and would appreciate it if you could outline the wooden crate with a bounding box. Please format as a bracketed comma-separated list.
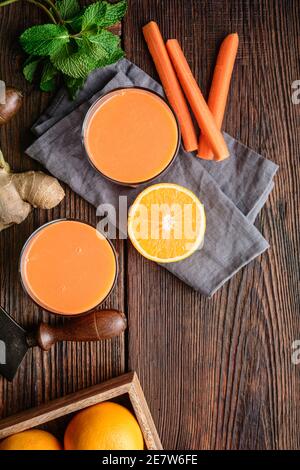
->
[0, 372, 162, 450]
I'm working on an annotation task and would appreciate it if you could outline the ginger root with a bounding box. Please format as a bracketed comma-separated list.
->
[0, 150, 65, 231]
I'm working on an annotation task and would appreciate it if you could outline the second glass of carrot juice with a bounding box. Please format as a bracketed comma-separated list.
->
[82, 87, 180, 186]
[19, 220, 118, 316]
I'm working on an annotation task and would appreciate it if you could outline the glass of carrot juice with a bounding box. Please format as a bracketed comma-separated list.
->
[19, 219, 118, 316]
[82, 87, 181, 186]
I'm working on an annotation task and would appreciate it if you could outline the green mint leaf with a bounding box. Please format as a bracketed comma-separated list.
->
[40, 62, 58, 92]
[69, 1, 127, 33]
[55, 0, 80, 20]
[105, 46, 124, 64]
[96, 46, 124, 68]
[81, 1, 106, 31]
[79, 30, 120, 64]
[20, 24, 70, 56]
[23, 56, 40, 82]
[97, 0, 127, 28]
[77, 35, 108, 62]
[64, 75, 85, 99]
[51, 44, 98, 79]
[88, 29, 120, 55]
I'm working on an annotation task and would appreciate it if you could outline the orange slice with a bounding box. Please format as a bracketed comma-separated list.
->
[128, 183, 206, 263]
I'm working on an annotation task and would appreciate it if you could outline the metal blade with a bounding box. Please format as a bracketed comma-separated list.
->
[0, 307, 28, 381]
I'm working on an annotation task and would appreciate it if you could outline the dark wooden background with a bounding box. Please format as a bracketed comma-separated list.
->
[0, 0, 299, 450]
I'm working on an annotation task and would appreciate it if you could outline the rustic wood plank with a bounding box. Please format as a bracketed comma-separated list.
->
[0, 2, 125, 418]
[124, 0, 300, 449]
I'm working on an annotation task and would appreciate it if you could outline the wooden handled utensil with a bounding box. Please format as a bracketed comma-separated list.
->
[0, 307, 126, 381]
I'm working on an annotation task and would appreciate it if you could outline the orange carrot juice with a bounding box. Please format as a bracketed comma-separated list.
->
[83, 88, 180, 185]
[20, 220, 117, 315]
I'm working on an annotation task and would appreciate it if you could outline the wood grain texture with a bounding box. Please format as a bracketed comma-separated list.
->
[0, 1, 125, 419]
[124, 0, 300, 450]
[0, 0, 299, 451]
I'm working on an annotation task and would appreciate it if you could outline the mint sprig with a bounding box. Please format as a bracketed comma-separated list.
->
[0, 0, 127, 98]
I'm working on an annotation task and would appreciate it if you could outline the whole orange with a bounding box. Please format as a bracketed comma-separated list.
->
[0, 429, 62, 450]
[64, 401, 144, 450]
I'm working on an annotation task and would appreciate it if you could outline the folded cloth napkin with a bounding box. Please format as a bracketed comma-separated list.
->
[26, 59, 278, 297]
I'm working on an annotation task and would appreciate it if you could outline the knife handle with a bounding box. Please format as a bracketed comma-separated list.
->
[36, 309, 127, 351]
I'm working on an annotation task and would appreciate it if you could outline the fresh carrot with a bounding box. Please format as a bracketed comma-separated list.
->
[198, 33, 239, 160]
[143, 21, 198, 153]
[166, 39, 230, 161]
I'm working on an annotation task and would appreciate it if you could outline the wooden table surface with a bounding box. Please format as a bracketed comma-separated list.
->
[0, 0, 299, 450]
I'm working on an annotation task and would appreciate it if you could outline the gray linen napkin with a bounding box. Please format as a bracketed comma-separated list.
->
[26, 59, 278, 297]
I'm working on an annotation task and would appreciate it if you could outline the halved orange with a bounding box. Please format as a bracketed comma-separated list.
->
[128, 183, 206, 263]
